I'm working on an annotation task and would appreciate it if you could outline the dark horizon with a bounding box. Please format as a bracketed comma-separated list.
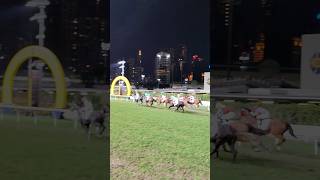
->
[110, 0, 210, 76]
[211, 0, 320, 68]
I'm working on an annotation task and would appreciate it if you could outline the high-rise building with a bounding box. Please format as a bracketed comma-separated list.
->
[212, 0, 238, 66]
[261, 0, 273, 17]
[253, 33, 265, 62]
[131, 50, 144, 83]
[191, 55, 204, 83]
[177, 44, 189, 81]
[46, 0, 107, 79]
[125, 58, 134, 81]
[136, 49, 142, 66]
[291, 37, 302, 67]
[155, 52, 171, 87]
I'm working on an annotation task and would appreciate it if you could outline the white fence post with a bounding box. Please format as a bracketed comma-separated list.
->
[33, 113, 38, 126]
[0, 109, 3, 121]
[16, 111, 20, 123]
[54, 117, 57, 127]
[87, 127, 91, 141]
[315, 139, 319, 156]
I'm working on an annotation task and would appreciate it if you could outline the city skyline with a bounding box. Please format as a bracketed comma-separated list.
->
[212, 0, 320, 68]
[110, 0, 210, 76]
[0, 0, 108, 85]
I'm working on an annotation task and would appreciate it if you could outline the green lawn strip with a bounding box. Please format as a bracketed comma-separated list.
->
[0, 116, 107, 180]
[211, 139, 320, 180]
[111, 101, 210, 178]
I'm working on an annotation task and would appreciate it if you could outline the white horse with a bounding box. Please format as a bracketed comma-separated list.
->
[67, 102, 106, 136]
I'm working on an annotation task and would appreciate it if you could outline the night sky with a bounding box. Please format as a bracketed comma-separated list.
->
[110, 0, 210, 75]
[0, 1, 37, 44]
[212, 0, 320, 67]
[0, 1, 39, 73]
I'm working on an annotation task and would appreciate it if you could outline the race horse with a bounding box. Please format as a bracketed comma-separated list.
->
[210, 121, 269, 162]
[211, 107, 270, 159]
[133, 93, 142, 103]
[185, 95, 203, 108]
[211, 124, 238, 162]
[70, 103, 107, 136]
[144, 95, 157, 107]
[168, 96, 188, 112]
[239, 108, 297, 150]
[156, 95, 171, 107]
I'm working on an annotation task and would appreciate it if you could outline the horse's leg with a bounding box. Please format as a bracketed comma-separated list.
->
[274, 135, 285, 151]
[274, 138, 281, 151]
[211, 138, 223, 159]
[258, 140, 271, 152]
[100, 122, 106, 135]
[246, 134, 262, 152]
[223, 144, 231, 153]
[84, 122, 90, 134]
[228, 139, 238, 162]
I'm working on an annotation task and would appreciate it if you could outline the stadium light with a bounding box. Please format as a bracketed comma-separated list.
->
[117, 60, 126, 65]
[117, 60, 126, 76]
[26, 0, 50, 7]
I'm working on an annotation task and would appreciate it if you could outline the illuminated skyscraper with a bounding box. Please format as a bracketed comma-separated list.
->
[137, 49, 142, 66]
[155, 52, 171, 87]
[46, 0, 107, 77]
[130, 50, 144, 83]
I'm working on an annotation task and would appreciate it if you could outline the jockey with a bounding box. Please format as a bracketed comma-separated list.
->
[171, 95, 179, 106]
[178, 93, 184, 102]
[215, 102, 237, 125]
[79, 95, 94, 121]
[188, 95, 195, 104]
[214, 102, 237, 137]
[135, 91, 140, 99]
[144, 92, 151, 101]
[250, 104, 271, 131]
[160, 93, 167, 102]
[134, 91, 140, 102]
[152, 92, 157, 101]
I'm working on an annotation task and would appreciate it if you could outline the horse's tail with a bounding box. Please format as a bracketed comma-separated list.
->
[284, 123, 297, 138]
[247, 124, 268, 136]
[199, 99, 203, 105]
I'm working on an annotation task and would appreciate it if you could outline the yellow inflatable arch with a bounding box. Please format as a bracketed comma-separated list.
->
[1, 45, 67, 108]
[110, 76, 132, 96]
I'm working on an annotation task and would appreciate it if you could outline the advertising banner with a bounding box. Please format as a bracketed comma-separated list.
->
[204, 72, 210, 93]
[301, 34, 320, 90]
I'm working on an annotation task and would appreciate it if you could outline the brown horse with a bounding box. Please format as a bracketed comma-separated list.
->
[185, 95, 203, 108]
[144, 96, 157, 107]
[229, 121, 269, 151]
[211, 121, 269, 161]
[240, 108, 297, 150]
[156, 95, 171, 107]
[213, 109, 269, 152]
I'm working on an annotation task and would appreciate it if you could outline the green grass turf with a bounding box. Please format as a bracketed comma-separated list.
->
[110, 100, 210, 179]
[0, 115, 107, 180]
[211, 137, 320, 180]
